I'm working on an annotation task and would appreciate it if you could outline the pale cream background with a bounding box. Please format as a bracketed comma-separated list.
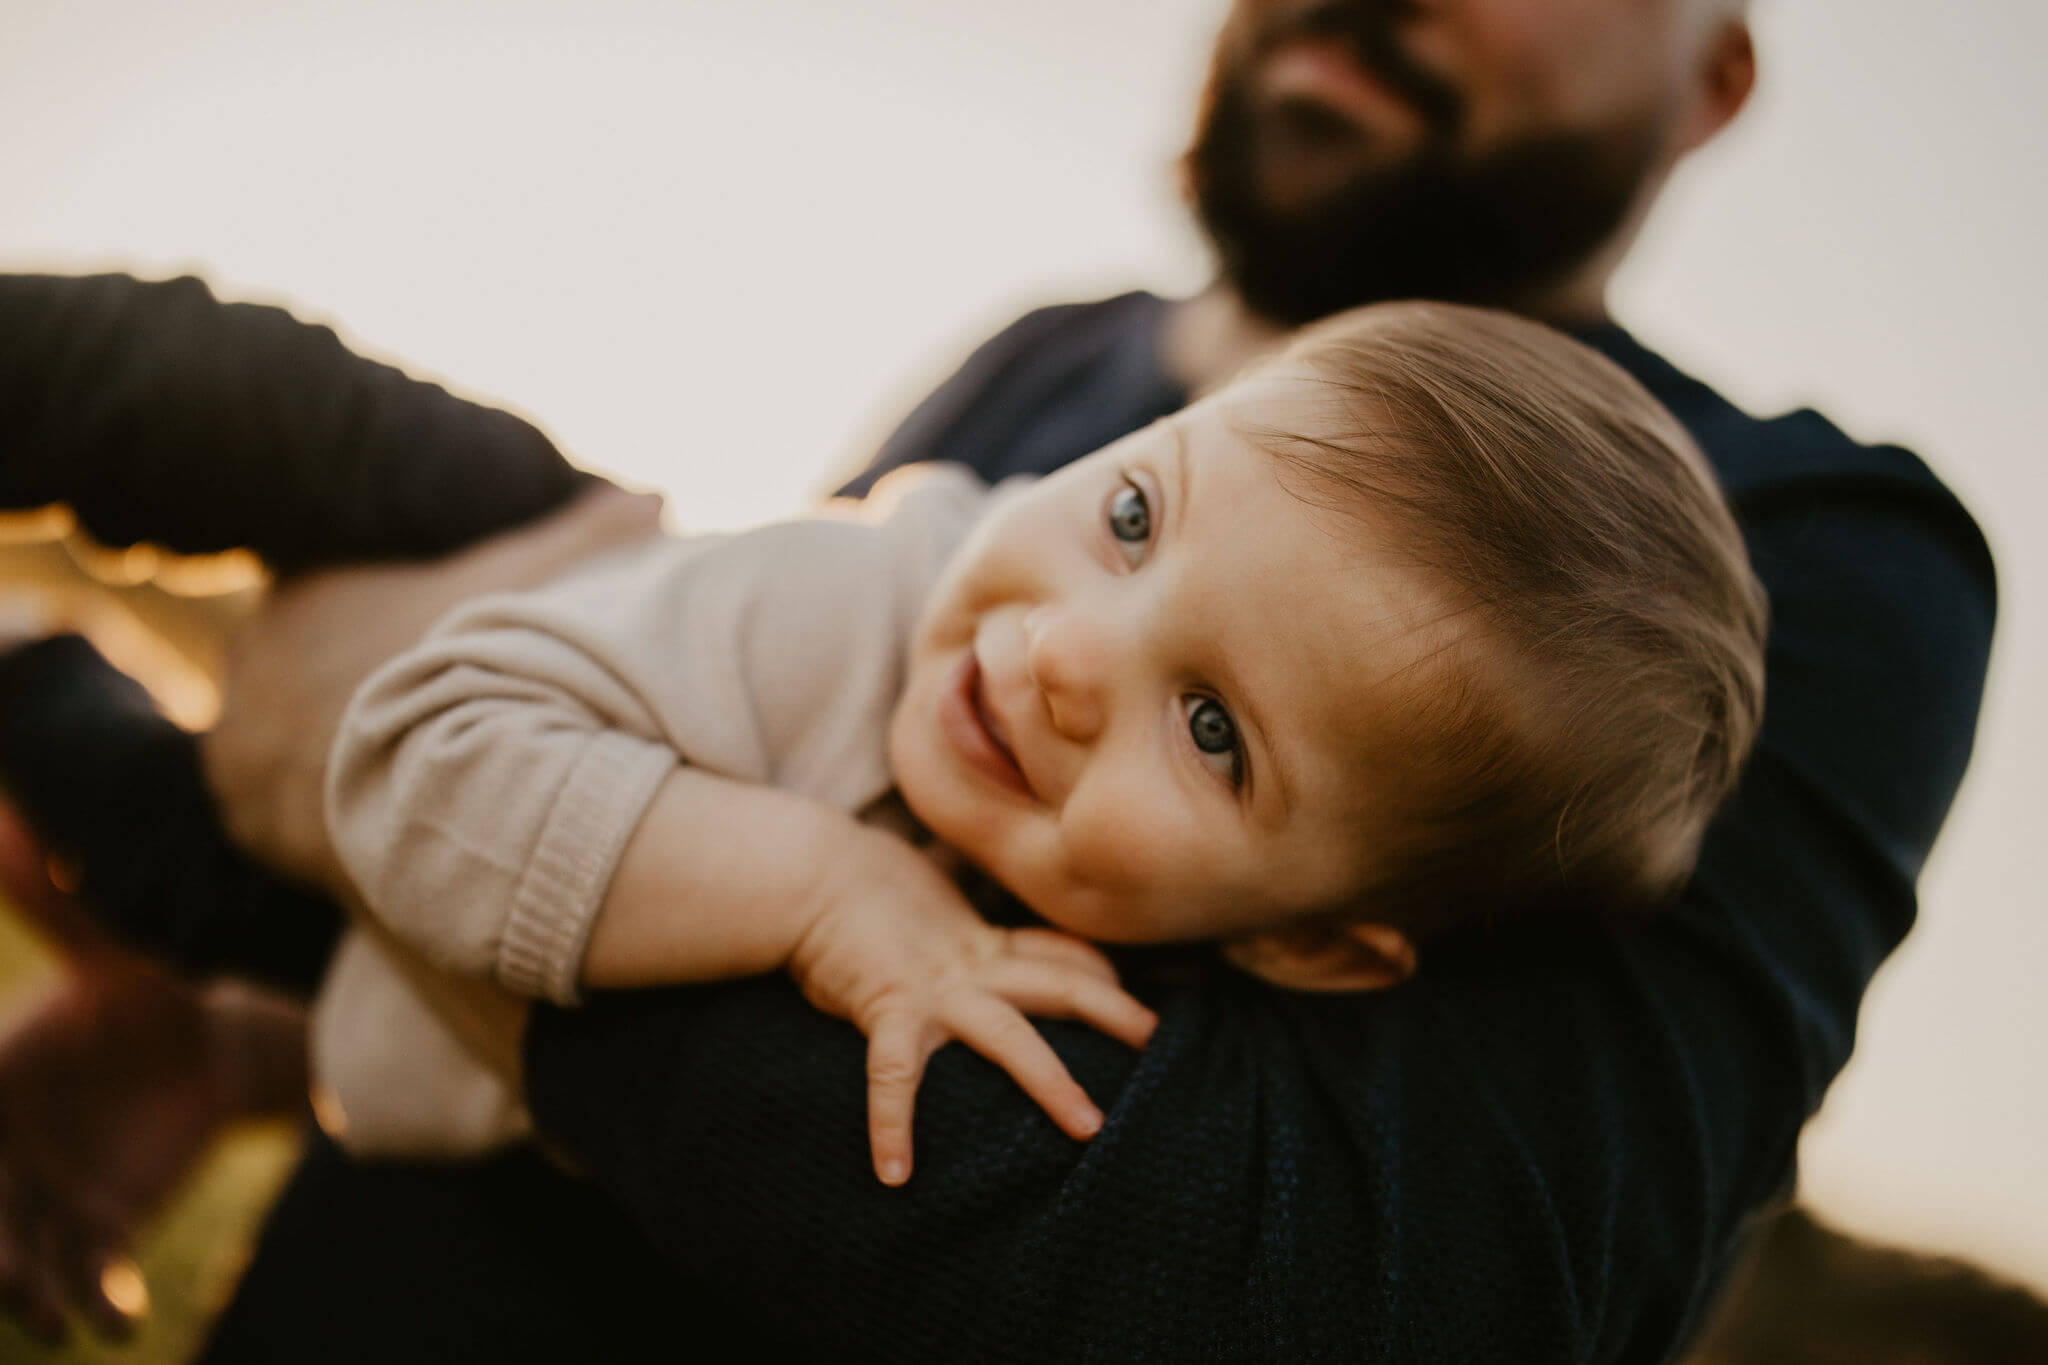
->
[3, 0, 2043, 1291]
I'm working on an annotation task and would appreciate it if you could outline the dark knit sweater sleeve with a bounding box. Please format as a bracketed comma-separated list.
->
[0, 634, 342, 992]
[524, 310, 1995, 1360]
[0, 272, 584, 573]
[0, 271, 586, 986]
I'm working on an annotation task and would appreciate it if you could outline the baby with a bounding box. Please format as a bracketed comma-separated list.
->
[309, 300, 1767, 1184]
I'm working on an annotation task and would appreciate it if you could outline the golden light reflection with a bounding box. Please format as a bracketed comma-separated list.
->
[146, 547, 266, 598]
[64, 537, 160, 587]
[0, 502, 265, 600]
[99, 1255, 151, 1321]
[0, 526, 248, 730]
[0, 506, 75, 544]
[68, 599, 225, 731]
[309, 1083, 349, 1143]
[43, 854, 79, 894]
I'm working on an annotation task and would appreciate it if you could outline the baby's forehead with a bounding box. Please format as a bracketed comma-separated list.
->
[1182, 370, 1403, 517]
[1201, 362, 1338, 431]
[1219, 354, 1326, 396]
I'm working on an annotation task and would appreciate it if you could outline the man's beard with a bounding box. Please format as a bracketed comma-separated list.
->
[1183, 5, 1664, 326]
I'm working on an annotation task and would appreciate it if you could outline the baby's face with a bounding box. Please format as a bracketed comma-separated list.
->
[889, 370, 1455, 945]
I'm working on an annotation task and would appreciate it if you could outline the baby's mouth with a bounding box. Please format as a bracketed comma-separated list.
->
[939, 649, 1034, 800]
[972, 666, 1016, 764]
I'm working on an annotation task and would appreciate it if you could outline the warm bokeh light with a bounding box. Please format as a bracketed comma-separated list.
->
[3, 0, 2044, 1299]
[308, 1083, 350, 1146]
[98, 1256, 151, 1322]
[61, 539, 159, 589]
[42, 855, 79, 896]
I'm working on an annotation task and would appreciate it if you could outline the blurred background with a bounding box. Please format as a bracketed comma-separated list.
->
[1, 0, 2043, 1357]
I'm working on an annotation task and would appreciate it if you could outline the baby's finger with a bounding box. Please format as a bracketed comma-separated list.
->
[1002, 928, 1119, 982]
[944, 995, 1103, 1142]
[863, 1015, 934, 1187]
[982, 958, 1159, 1050]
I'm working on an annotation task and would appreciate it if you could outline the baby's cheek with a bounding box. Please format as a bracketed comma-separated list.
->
[1059, 801, 1163, 887]
[1048, 802, 1208, 937]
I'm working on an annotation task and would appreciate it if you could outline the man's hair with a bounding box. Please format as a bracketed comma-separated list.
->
[1254, 301, 1767, 929]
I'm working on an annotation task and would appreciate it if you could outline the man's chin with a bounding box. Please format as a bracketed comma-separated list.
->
[1187, 90, 1661, 324]
[1253, 138, 1403, 220]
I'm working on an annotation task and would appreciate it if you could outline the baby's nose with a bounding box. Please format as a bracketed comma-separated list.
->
[1023, 604, 1108, 742]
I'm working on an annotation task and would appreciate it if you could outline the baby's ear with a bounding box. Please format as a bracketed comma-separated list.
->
[1221, 920, 1416, 993]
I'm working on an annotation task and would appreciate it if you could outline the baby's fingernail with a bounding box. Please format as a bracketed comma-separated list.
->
[1076, 1106, 1104, 1137]
[878, 1158, 909, 1186]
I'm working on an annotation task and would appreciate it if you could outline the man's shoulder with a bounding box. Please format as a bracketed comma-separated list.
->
[1588, 325, 1969, 505]
[899, 289, 1170, 427]
[847, 291, 1179, 495]
[966, 289, 1172, 361]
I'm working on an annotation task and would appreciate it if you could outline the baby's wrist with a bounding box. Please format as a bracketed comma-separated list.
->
[792, 818, 897, 927]
[786, 821, 931, 985]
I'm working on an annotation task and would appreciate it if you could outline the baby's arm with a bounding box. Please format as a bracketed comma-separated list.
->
[338, 680, 1152, 1181]
[588, 768, 1155, 1183]
[328, 520, 1152, 1180]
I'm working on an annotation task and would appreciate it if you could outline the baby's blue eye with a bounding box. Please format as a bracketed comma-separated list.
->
[1107, 482, 1151, 557]
[1183, 696, 1243, 786]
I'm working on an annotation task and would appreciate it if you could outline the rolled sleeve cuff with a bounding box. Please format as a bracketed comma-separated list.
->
[496, 730, 675, 1005]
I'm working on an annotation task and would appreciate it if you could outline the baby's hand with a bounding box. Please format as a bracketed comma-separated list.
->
[787, 830, 1157, 1186]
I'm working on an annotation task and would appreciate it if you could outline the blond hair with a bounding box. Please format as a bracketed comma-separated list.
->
[1256, 302, 1766, 928]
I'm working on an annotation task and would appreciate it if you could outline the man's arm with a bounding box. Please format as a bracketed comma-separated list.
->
[0, 272, 585, 571]
[522, 462, 1993, 1357]
[0, 271, 621, 983]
